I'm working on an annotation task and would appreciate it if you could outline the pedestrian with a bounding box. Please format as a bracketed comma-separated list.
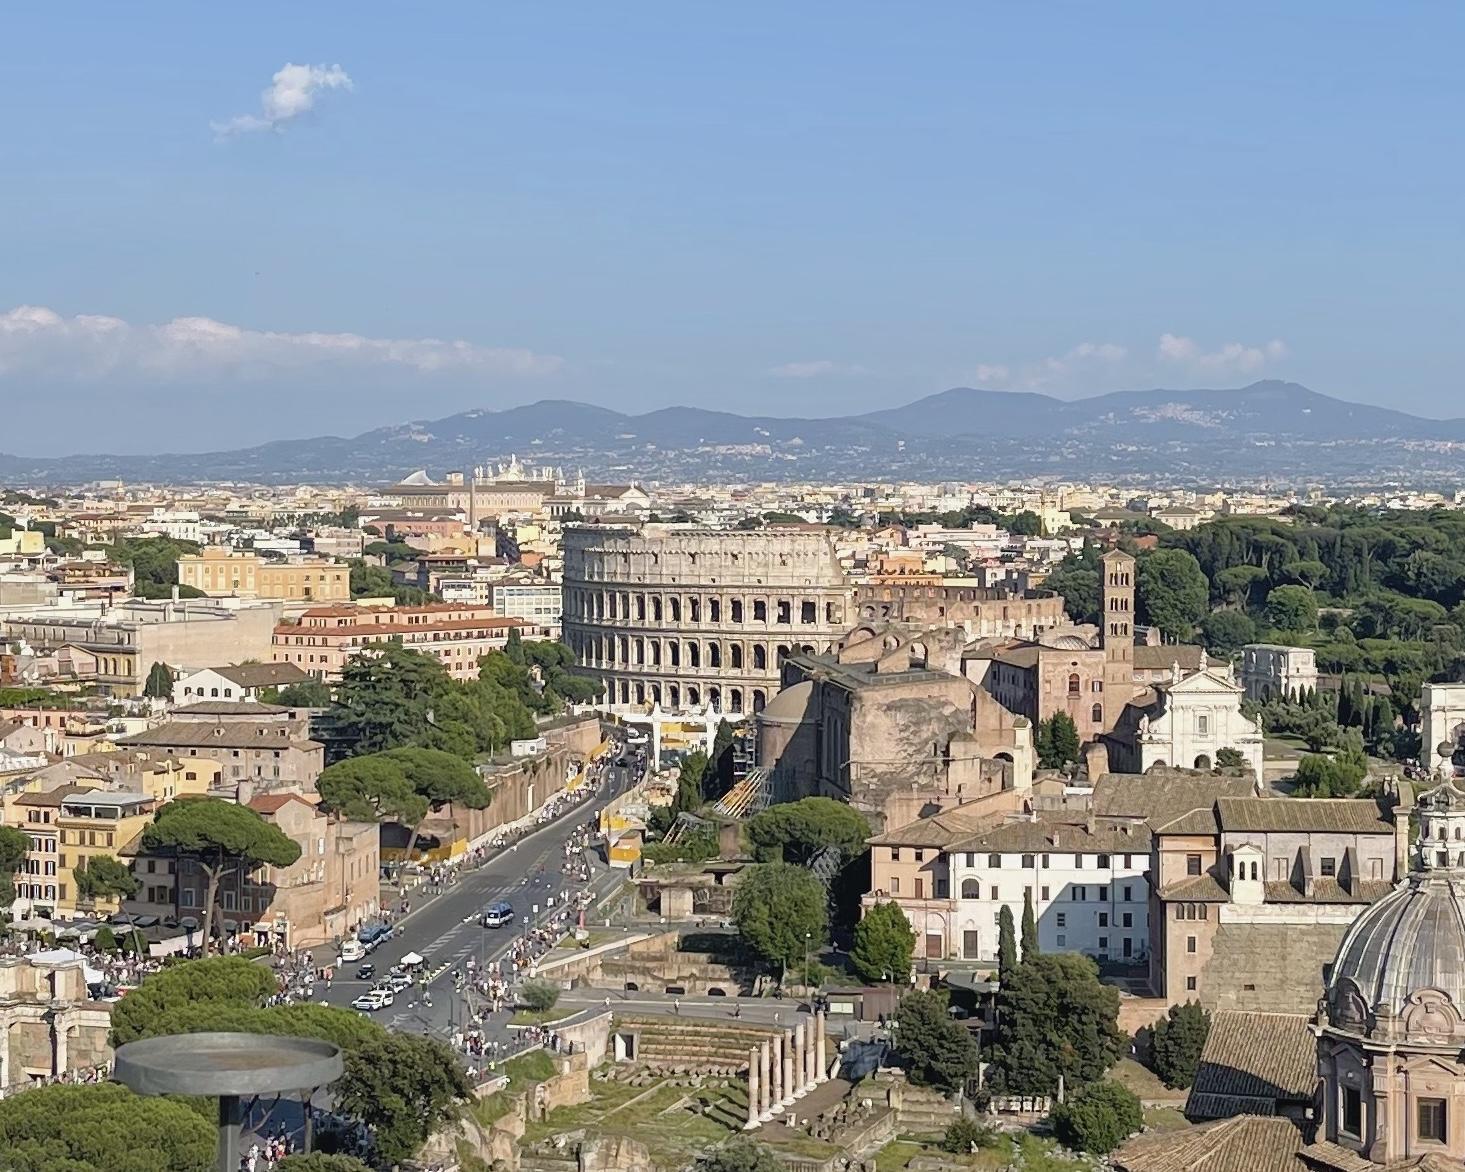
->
[673, 998, 681, 1016]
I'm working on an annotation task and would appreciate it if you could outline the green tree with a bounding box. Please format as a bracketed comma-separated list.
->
[275, 679, 333, 707]
[1009, 510, 1044, 537]
[849, 900, 915, 983]
[1200, 609, 1257, 655]
[673, 750, 710, 814]
[0, 824, 28, 905]
[1020, 889, 1039, 962]
[333, 1032, 474, 1167]
[72, 854, 139, 903]
[1036, 713, 1081, 769]
[1293, 744, 1368, 797]
[1265, 585, 1319, 632]
[989, 954, 1125, 1095]
[91, 924, 118, 953]
[1051, 1080, 1143, 1155]
[894, 990, 979, 1090]
[1045, 564, 1101, 626]
[710, 719, 737, 799]
[328, 644, 455, 753]
[1150, 1001, 1212, 1089]
[505, 625, 526, 665]
[1137, 549, 1210, 642]
[941, 1117, 993, 1154]
[731, 862, 828, 975]
[378, 746, 491, 860]
[745, 798, 871, 866]
[696, 1138, 787, 1172]
[997, 904, 1018, 981]
[519, 979, 561, 1012]
[316, 755, 429, 830]
[1215, 746, 1246, 769]
[0, 1082, 215, 1172]
[140, 797, 302, 953]
[110, 955, 277, 1045]
[142, 660, 173, 700]
[1214, 564, 1269, 608]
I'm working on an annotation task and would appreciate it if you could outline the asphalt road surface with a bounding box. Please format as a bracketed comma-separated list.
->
[321, 755, 636, 1045]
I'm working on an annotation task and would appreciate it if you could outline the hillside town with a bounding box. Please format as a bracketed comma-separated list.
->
[4, 463, 1465, 1172]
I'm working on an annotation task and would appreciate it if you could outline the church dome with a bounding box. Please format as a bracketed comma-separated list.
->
[1327, 781, 1465, 1034]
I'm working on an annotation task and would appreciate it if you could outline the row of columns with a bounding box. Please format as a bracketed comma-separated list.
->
[745, 1011, 830, 1129]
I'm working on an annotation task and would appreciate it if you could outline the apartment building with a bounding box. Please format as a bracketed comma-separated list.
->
[271, 602, 536, 682]
[117, 713, 324, 794]
[8, 786, 156, 918]
[176, 549, 350, 602]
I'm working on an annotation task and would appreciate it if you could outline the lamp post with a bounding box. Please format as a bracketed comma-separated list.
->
[803, 931, 811, 989]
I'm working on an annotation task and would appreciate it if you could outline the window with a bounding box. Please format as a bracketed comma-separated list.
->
[914, 878, 925, 899]
[961, 879, 980, 899]
[1197, 714, 1209, 736]
[1419, 1098, 1447, 1144]
[1187, 935, 1197, 954]
[1092, 703, 1103, 724]
[1124, 854, 1133, 868]
[1041, 886, 1050, 901]
[1099, 886, 1108, 900]
[890, 877, 901, 895]
[1041, 854, 1050, 868]
[965, 853, 975, 868]
[1320, 857, 1337, 878]
[1068, 673, 1080, 696]
[988, 853, 1001, 868]
[1098, 936, 1108, 950]
[1341, 1087, 1362, 1137]
[1074, 854, 1083, 869]
[913, 849, 924, 863]
[1097, 854, 1110, 869]
[1099, 912, 1109, 927]
[1022, 854, 1035, 868]
[989, 886, 999, 901]
[1186, 854, 1203, 876]
[1122, 912, 1133, 928]
[891, 848, 902, 862]
[1186, 976, 1197, 991]
[1075, 886, 1087, 901]
[1056, 934, 1066, 948]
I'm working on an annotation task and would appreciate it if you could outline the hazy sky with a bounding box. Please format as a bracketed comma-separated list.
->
[3, 3, 1463, 454]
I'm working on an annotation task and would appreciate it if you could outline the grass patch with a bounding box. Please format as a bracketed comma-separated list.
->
[503, 1049, 556, 1090]
[509, 1007, 571, 1026]
[1144, 1105, 1190, 1131]
[1110, 1057, 1186, 1102]
[874, 1140, 926, 1170]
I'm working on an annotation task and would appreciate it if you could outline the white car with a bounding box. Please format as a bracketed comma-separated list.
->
[386, 973, 413, 993]
[352, 989, 392, 1012]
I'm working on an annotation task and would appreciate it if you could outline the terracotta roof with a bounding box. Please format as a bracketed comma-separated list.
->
[119, 722, 322, 752]
[1134, 644, 1206, 672]
[949, 816, 1151, 855]
[868, 805, 1005, 848]
[1152, 808, 1223, 835]
[1185, 1011, 1317, 1121]
[275, 616, 525, 637]
[1216, 797, 1393, 835]
[173, 701, 291, 716]
[1115, 1115, 1309, 1172]
[212, 662, 312, 689]
[1263, 878, 1395, 905]
[12, 784, 90, 807]
[1092, 774, 1256, 829]
[1158, 872, 1230, 902]
[247, 793, 315, 814]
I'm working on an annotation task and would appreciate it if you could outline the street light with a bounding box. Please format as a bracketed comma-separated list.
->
[803, 931, 811, 988]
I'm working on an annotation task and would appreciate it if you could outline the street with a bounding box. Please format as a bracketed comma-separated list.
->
[314, 754, 635, 1049]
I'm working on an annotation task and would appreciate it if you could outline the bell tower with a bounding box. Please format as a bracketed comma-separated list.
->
[1098, 549, 1136, 731]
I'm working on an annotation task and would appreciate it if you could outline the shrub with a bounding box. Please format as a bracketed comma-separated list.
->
[1150, 1001, 1211, 1089]
[1051, 1080, 1143, 1154]
[940, 1117, 993, 1153]
[519, 979, 560, 1012]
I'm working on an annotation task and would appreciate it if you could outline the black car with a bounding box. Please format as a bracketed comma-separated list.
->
[355, 964, 375, 980]
[615, 756, 630, 767]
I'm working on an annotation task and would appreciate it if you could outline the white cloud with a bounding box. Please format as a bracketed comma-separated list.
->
[767, 359, 866, 379]
[972, 363, 1010, 384]
[1157, 333, 1287, 375]
[971, 341, 1127, 390]
[0, 305, 562, 382]
[213, 63, 354, 138]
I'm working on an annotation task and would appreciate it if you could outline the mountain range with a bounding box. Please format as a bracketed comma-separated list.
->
[3, 380, 1464, 487]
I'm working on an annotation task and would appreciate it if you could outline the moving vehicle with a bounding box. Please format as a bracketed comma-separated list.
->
[339, 939, 365, 963]
[351, 989, 392, 1011]
[480, 901, 514, 929]
[355, 964, 375, 981]
[357, 923, 392, 953]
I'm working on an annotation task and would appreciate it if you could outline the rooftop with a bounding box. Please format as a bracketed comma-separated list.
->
[1216, 796, 1393, 834]
[1185, 1010, 1317, 1122]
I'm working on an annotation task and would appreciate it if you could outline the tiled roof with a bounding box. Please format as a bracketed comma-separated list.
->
[1115, 1115, 1309, 1172]
[247, 793, 315, 814]
[1216, 797, 1393, 835]
[173, 701, 291, 716]
[867, 805, 1004, 848]
[213, 663, 312, 689]
[1092, 774, 1256, 829]
[1263, 878, 1396, 905]
[1158, 873, 1230, 902]
[119, 722, 322, 752]
[1134, 643, 1206, 672]
[949, 816, 1151, 855]
[1153, 808, 1222, 835]
[1185, 1011, 1316, 1121]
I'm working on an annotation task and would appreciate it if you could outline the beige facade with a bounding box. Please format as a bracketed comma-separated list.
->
[118, 713, 324, 795]
[0, 954, 113, 1090]
[562, 524, 851, 715]
[177, 549, 350, 602]
[853, 580, 1066, 642]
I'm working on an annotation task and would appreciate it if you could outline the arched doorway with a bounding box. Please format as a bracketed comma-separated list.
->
[1194, 754, 1211, 770]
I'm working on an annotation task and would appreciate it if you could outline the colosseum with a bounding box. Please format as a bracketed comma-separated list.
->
[561, 524, 852, 714]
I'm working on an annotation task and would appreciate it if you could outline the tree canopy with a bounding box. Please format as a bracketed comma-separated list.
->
[0, 824, 28, 905]
[696, 1139, 787, 1172]
[1036, 713, 1081, 770]
[731, 862, 828, 973]
[849, 900, 915, 983]
[745, 798, 871, 867]
[72, 854, 139, 903]
[1051, 1080, 1143, 1154]
[988, 953, 1125, 1095]
[333, 1031, 475, 1167]
[1136, 549, 1210, 642]
[1150, 1001, 1212, 1089]
[0, 1082, 216, 1172]
[142, 661, 173, 699]
[140, 797, 301, 952]
[893, 990, 979, 1090]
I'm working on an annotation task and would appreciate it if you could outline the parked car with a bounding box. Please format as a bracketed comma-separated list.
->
[355, 964, 375, 981]
[352, 990, 391, 1012]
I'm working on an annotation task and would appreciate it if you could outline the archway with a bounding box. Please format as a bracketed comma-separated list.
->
[1194, 754, 1212, 770]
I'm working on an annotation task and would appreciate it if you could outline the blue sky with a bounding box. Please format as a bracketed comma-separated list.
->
[2, 2, 1462, 453]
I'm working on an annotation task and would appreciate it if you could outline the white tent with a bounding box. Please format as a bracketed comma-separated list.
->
[29, 947, 106, 985]
[399, 951, 424, 966]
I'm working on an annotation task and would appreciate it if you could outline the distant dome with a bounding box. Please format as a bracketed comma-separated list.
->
[1328, 781, 1465, 1034]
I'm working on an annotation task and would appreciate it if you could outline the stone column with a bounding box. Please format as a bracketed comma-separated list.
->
[770, 1032, 785, 1113]
[793, 1022, 807, 1097]
[52, 1017, 69, 1077]
[815, 1010, 828, 1083]
[744, 1048, 759, 1129]
[805, 1016, 817, 1088]
[781, 1029, 796, 1106]
[759, 1038, 773, 1120]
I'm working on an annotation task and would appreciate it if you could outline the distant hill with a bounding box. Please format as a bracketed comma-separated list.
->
[3, 380, 1465, 486]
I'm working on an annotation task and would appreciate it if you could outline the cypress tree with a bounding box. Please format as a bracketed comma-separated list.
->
[998, 905, 1018, 981]
[1021, 889, 1039, 962]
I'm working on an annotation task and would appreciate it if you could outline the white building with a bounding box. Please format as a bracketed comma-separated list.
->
[1239, 643, 1318, 702]
[947, 816, 1152, 964]
[172, 662, 313, 706]
[1108, 656, 1265, 781]
[491, 582, 562, 627]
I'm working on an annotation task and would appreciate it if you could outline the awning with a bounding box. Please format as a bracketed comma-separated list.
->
[400, 951, 424, 966]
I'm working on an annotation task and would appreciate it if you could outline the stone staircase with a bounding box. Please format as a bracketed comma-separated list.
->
[614, 1016, 775, 1075]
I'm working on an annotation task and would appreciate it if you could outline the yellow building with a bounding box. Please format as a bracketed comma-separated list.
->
[67, 748, 218, 803]
[176, 550, 350, 602]
[56, 790, 158, 918]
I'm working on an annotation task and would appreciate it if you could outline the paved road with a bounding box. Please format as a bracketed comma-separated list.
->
[320, 756, 637, 1044]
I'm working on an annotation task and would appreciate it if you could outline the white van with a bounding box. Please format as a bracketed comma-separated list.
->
[339, 939, 365, 963]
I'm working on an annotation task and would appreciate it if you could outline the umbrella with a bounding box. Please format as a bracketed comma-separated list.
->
[400, 951, 425, 966]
